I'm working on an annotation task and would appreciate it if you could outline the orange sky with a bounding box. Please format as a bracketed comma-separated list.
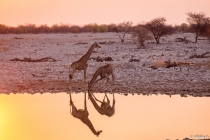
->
[0, 0, 210, 26]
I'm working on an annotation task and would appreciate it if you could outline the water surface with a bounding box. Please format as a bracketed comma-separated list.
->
[0, 93, 210, 140]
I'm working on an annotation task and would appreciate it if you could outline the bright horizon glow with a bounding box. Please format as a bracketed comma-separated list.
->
[0, 0, 210, 27]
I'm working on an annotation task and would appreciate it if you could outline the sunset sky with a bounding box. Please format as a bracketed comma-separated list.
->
[0, 0, 210, 27]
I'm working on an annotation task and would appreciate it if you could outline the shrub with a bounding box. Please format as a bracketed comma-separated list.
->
[145, 17, 174, 44]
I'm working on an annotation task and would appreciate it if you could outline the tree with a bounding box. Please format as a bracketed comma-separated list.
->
[37, 24, 50, 33]
[82, 23, 99, 32]
[145, 17, 173, 44]
[107, 23, 118, 32]
[57, 23, 71, 33]
[51, 24, 59, 33]
[69, 25, 81, 33]
[131, 25, 152, 48]
[117, 21, 133, 42]
[16, 24, 37, 33]
[186, 12, 210, 43]
[0, 24, 9, 34]
[92, 23, 99, 32]
[99, 24, 108, 33]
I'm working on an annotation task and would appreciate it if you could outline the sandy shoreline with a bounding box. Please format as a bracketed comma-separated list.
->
[0, 33, 210, 97]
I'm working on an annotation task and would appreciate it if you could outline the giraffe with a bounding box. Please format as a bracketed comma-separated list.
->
[88, 64, 115, 91]
[69, 91, 102, 136]
[88, 91, 115, 117]
[69, 42, 101, 82]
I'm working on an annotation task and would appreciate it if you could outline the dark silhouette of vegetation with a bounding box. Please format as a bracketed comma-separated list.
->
[0, 23, 128, 34]
[145, 17, 174, 44]
[0, 24, 9, 33]
[186, 12, 210, 43]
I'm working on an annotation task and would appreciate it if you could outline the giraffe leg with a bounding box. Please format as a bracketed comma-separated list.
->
[105, 93, 110, 104]
[69, 91, 73, 105]
[84, 92, 88, 115]
[112, 72, 115, 85]
[69, 91, 78, 115]
[113, 93, 115, 102]
[84, 68, 87, 82]
[105, 74, 110, 86]
[92, 93, 103, 104]
[69, 68, 76, 83]
[103, 94, 106, 102]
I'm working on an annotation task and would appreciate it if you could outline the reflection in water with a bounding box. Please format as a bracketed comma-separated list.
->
[69, 91, 102, 136]
[88, 91, 115, 117]
[1, 93, 210, 140]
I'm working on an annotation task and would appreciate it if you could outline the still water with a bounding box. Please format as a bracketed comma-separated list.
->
[0, 92, 210, 140]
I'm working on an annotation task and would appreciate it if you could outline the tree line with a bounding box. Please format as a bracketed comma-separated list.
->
[0, 12, 210, 44]
[0, 22, 128, 34]
[0, 20, 191, 34]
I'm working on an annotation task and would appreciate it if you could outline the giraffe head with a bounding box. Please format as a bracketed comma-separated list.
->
[69, 67, 75, 80]
[93, 42, 101, 48]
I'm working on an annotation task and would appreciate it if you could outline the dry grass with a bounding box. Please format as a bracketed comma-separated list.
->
[194, 62, 210, 69]
[154, 61, 168, 67]
[155, 61, 190, 68]
[155, 60, 210, 70]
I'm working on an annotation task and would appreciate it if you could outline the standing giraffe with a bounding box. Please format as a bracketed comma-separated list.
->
[69, 92, 102, 136]
[69, 42, 101, 82]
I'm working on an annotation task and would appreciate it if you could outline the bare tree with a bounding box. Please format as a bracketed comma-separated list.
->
[145, 17, 174, 44]
[186, 12, 210, 43]
[117, 21, 133, 42]
[131, 25, 153, 48]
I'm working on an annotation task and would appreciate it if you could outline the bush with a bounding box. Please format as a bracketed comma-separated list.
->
[132, 25, 153, 48]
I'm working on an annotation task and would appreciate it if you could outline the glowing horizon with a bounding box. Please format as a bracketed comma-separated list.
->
[0, 0, 210, 27]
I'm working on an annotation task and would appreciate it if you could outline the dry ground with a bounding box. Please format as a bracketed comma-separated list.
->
[0, 33, 210, 97]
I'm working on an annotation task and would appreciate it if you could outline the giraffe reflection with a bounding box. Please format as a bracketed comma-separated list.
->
[69, 92, 102, 136]
[88, 91, 115, 117]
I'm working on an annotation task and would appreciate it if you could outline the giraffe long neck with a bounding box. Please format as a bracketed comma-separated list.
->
[79, 44, 95, 62]
[88, 93, 104, 114]
[81, 117, 98, 135]
[89, 69, 100, 86]
[88, 92, 115, 117]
